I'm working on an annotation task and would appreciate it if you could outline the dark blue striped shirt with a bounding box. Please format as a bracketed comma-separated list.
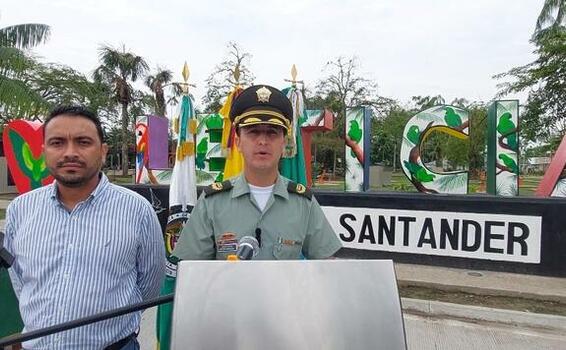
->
[5, 173, 165, 349]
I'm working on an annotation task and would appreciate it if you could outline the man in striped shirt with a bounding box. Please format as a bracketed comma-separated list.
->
[5, 105, 165, 349]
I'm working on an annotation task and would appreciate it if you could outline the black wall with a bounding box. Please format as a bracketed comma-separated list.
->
[125, 185, 566, 277]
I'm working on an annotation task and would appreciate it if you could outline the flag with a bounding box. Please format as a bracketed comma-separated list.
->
[220, 88, 244, 180]
[155, 94, 198, 350]
[0, 270, 24, 339]
[279, 86, 308, 185]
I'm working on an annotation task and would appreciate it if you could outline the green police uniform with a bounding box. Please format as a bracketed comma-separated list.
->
[156, 84, 341, 350]
[172, 174, 342, 260]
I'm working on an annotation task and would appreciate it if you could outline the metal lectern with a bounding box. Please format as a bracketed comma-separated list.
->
[171, 260, 407, 350]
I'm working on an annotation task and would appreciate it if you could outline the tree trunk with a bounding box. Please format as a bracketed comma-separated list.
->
[121, 103, 129, 176]
[313, 143, 317, 164]
[393, 142, 397, 172]
[333, 150, 337, 176]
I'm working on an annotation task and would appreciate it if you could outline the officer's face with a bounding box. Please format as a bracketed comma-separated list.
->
[43, 114, 108, 189]
[236, 124, 286, 173]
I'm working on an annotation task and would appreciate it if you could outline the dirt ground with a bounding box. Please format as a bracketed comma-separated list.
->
[400, 285, 566, 316]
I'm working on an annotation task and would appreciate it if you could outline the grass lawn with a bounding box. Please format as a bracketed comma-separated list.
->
[106, 174, 135, 184]
[108, 168, 544, 196]
[312, 171, 544, 196]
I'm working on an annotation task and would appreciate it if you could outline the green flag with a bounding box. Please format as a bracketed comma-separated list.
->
[156, 93, 198, 350]
[0, 269, 23, 338]
[280, 86, 307, 186]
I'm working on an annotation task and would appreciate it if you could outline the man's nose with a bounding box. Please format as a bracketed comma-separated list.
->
[257, 132, 269, 144]
[63, 142, 79, 156]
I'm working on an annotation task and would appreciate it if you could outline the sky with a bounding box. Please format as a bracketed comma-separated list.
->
[2, 0, 543, 109]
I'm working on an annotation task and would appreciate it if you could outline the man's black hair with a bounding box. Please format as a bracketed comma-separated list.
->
[44, 105, 105, 142]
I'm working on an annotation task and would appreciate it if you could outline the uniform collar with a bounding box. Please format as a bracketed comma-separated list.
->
[232, 173, 289, 200]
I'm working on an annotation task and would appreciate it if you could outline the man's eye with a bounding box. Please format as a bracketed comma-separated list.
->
[77, 139, 93, 146]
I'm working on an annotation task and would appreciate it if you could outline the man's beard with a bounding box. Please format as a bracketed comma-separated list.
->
[52, 173, 94, 187]
[50, 159, 100, 188]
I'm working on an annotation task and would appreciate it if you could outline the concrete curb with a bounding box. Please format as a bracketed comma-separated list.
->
[401, 298, 566, 332]
[397, 279, 566, 303]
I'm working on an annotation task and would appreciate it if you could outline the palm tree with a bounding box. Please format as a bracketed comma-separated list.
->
[0, 23, 51, 119]
[411, 95, 446, 111]
[94, 44, 148, 176]
[535, 0, 566, 33]
[145, 67, 172, 117]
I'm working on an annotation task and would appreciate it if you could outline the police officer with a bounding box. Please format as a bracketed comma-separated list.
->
[172, 85, 342, 260]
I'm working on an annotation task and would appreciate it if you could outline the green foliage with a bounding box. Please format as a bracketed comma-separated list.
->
[94, 44, 149, 175]
[437, 173, 467, 192]
[495, 26, 566, 142]
[145, 67, 173, 117]
[411, 95, 445, 111]
[0, 23, 51, 118]
[0, 23, 50, 49]
[371, 107, 412, 168]
[534, 0, 566, 35]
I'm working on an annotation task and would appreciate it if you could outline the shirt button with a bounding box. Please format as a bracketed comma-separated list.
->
[64, 273, 70, 279]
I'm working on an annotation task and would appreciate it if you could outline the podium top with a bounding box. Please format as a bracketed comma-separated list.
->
[171, 260, 406, 350]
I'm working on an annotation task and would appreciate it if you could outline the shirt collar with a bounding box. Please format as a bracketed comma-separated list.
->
[49, 172, 110, 204]
[232, 173, 289, 200]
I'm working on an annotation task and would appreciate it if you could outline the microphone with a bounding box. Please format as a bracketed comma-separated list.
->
[236, 236, 260, 260]
[0, 231, 14, 269]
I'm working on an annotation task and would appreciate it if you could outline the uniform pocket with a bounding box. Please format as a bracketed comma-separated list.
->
[272, 237, 303, 260]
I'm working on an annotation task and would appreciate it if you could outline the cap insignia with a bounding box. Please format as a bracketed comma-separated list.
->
[256, 86, 271, 103]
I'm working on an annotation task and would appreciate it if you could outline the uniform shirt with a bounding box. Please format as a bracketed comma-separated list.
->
[5, 173, 165, 349]
[172, 174, 342, 260]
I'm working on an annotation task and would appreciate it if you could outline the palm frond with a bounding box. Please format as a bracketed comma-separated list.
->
[207, 143, 221, 157]
[535, 0, 564, 32]
[0, 47, 35, 76]
[0, 24, 51, 49]
[196, 169, 215, 183]
[496, 177, 518, 196]
[436, 173, 468, 193]
[0, 76, 49, 118]
[416, 112, 443, 123]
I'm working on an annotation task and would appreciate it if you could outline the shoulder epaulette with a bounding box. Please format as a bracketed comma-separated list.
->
[287, 181, 312, 200]
[204, 180, 233, 197]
